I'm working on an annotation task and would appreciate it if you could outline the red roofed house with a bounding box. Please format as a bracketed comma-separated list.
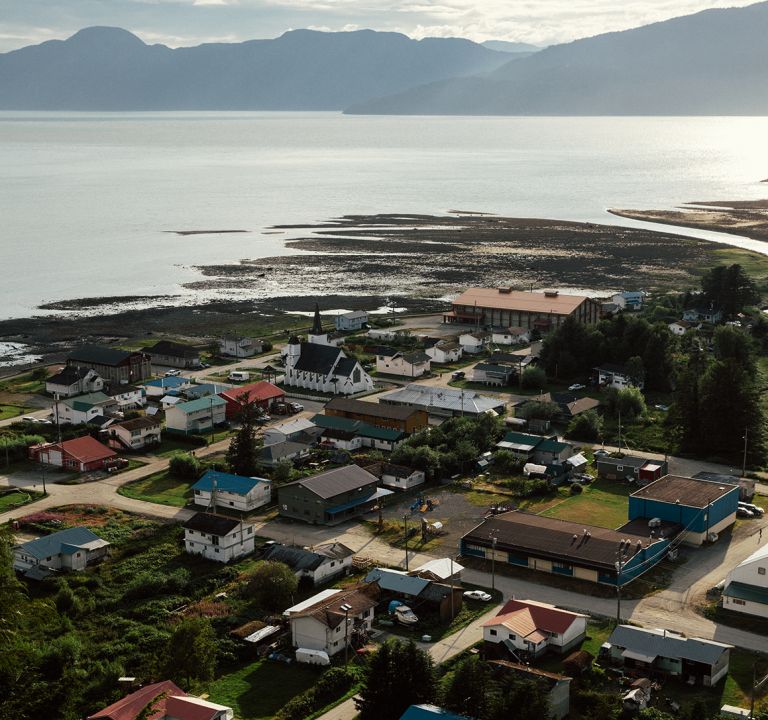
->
[87, 680, 233, 720]
[219, 381, 285, 419]
[482, 598, 588, 660]
[29, 435, 117, 472]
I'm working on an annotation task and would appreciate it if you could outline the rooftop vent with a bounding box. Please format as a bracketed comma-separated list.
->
[544, 291, 559, 298]
[498, 288, 512, 294]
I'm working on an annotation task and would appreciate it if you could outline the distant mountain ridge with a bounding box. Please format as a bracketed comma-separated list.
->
[347, 1, 768, 116]
[0, 27, 512, 110]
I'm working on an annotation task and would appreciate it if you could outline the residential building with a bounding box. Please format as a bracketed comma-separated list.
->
[86, 680, 234, 720]
[219, 381, 285, 419]
[107, 416, 161, 451]
[54, 391, 119, 426]
[412, 557, 464, 583]
[283, 584, 379, 656]
[526, 392, 601, 425]
[263, 542, 354, 585]
[183, 382, 230, 400]
[495, 432, 573, 465]
[683, 306, 723, 324]
[669, 320, 696, 336]
[45, 366, 104, 398]
[595, 363, 645, 390]
[617, 290, 646, 310]
[324, 397, 428, 433]
[628, 475, 739, 546]
[67, 345, 151, 384]
[165, 395, 227, 434]
[263, 417, 320, 446]
[192, 470, 272, 512]
[461, 510, 675, 587]
[723, 543, 768, 618]
[400, 706, 471, 720]
[258, 440, 312, 468]
[160, 394, 183, 411]
[364, 567, 463, 621]
[277, 465, 392, 525]
[109, 384, 145, 411]
[603, 624, 732, 686]
[146, 340, 201, 369]
[458, 332, 489, 354]
[445, 288, 600, 331]
[365, 462, 426, 491]
[313, 414, 407, 452]
[219, 335, 263, 358]
[482, 599, 587, 659]
[597, 455, 668, 484]
[29, 435, 118, 472]
[381, 383, 507, 417]
[424, 339, 463, 364]
[182, 512, 256, 562]
[13, 527, 110, 579]
[489, 661, 571, 720]
[335, 310, 369, 331]
[142, 375, 192, 397]
[491, 326, 531, 345]
[375, 348, 431, 378]
[472, 362, 516, 386]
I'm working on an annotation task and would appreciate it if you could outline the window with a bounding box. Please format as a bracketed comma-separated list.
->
[229, 501, 234, 506]
[617, 466, 624, 472]
[214, 548, 220, 553]
[330, 561, 336, 568]
[508, 633, 516, 640]
[247, 527, 253, 534]
[489, 629, 498, 636]
[759, 567, 766, 576]
[732, 598, 746, 605]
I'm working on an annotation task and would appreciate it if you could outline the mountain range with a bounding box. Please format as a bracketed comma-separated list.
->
[0, 27, 513, 111]
[347, 1, 768, 115]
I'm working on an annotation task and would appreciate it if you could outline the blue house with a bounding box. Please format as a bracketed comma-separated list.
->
[191, 469, 272, 512]
[400, 706, 471, 720]
[629, 475, 738, 546]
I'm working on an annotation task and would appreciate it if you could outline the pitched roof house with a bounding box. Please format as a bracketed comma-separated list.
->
[145, 340, 201, 369]
[107, 416, 162, 451]
[182, 512, 256, 562]
[218, 381, 285, 418]
[191, 470, 272, 512]
[67, 345, 151, 384]
[55, 391, 119, 426]
[29, 435, 118, 472]
[263, 542, 354, 585]
[723, 542, 768, 618]
[165, 395, 227, 434]
[488, 661, 572, 720]
[13, 526, 110, 578]
[45, 365, 104, 398]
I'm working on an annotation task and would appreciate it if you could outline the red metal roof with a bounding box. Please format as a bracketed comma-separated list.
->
[494, 598, 584, 635]
[59, 435, 117, 463]
[87, 680, 185, 720]
[219, 381, 284, 405]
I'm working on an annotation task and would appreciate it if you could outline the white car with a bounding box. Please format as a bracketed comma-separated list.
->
[739, 502, 765, 517]
[568, 383, 586, 391]
[164, 369, 181, 377]
[463, 590, 492, 602]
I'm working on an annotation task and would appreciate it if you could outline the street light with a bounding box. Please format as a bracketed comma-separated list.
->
[340, 603, 353, 665]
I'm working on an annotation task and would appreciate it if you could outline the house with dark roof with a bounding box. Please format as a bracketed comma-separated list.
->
[218, 381, 285, 419]
[472, 362, 516, 386]
[192, 470, 271, 512]
[45, 365, 104, 398]
[277, 465, 392, 525]
[324, 397, 428, 432]
[13, 527, 110, 578]
[597, 454, 668, 485]
[365, 462, 426, 491]
[281, 305, 373, 395]
[461, 510, 676, 587]
[628, 475, 739, 546]
[29, 435, 118, 472]
[526, 392, 601, 425]
[107, 416, 161, 451]
[67, 345, 151, 384]
[86, 680, 234, 720]
[284, 584, 379, 656]
[488, 661, 572, 720]
[263, 542, 354, 585]
[490, 326, 532, 346]
[258, 440, 312, 468]
[312, 414, 407, 452]
[723, 543, 768, 618]
[603, 624, 732, 686]
[399, 706, 472, 720]
[263, 417, 322, 446]
[495, 431, 573, 465]
[145, 340, 201, 369]
[375, 347, 431, 378]
[109, 384, 145, 411]
[219, 335, 263, 358]
[424, 339, 463, 364]
[182, 512, 256, 562]
[482, 599, 587, 660]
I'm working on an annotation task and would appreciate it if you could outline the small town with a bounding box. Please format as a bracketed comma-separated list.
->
[2, 264, 768, 720]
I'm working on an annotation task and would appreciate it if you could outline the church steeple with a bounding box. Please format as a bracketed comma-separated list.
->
[311, 303, 323, 335]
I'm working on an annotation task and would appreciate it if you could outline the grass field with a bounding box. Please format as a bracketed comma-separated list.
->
[0, 371, 46, 395]
[118, 470, 193, 507]
[0, 404, 31, 421]
[539, 477, 630, 529]
[206, 659, 322, 720]
[0, 489, 45, 512]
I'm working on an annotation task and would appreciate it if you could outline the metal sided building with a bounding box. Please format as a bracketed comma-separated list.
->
[460, 511, 675, 587]
[628, 475, 739, 546]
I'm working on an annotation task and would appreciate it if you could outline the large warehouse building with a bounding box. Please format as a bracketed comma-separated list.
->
[445, 288, 601, 331]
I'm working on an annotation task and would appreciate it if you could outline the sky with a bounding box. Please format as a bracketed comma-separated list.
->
[0, 0, 762, 53]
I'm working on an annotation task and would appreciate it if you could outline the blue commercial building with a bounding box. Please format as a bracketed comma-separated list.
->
[629, 475, 739, 546]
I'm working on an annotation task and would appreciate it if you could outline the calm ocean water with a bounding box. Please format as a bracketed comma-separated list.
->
[1, 112, 768, 319]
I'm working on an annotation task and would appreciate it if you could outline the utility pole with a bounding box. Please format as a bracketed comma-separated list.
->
[743, 427, 749, 477]
[616, 544, 626, 625]
[340, 603, 352, 666]
[617, 408, 622, 453]
[210, 396, 216, 444]
[490, 533, 498, 592]
[403, 513, 410, 571]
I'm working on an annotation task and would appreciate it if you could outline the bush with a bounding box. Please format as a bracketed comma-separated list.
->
[570, 483, 583, 494]
[168, 452, 202, 480]
[261, 341, 273, 352]
[566, 409, 603, 442]
[521, 366, 547, 390]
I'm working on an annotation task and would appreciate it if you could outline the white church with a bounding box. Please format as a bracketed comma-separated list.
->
[281, 305, 374, 395]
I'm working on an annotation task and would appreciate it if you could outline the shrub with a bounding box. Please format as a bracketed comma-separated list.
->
[521, 366, 547, 390]
[570, 483, 583, 494]
[566, 409, 603, 442]
[168, 452, 202, 480]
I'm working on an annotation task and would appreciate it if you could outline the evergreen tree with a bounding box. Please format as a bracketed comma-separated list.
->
[485, 674, 552, 720]
[166, 617, 217, 685]
[642, 323, 676, 391]
[226, 393, 260, 476]
[701, 263, 760, 317]
[439, 655, 491, 719]
[243, 560, 298, 611]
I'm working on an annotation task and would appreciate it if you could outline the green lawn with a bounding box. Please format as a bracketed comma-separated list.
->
[0, 404, 31, 421]
[152, 438, 204, 458]
[0, 489, 45, 512]
[118, 470, 193, 507]
[0, 371, 46, 395]
[205, 659, 322, 720]
[540, 477, 630, 529]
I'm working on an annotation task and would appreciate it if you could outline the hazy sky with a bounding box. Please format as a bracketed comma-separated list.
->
[0, 0, 761, 53]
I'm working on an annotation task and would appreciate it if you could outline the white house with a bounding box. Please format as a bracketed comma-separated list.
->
[258, 440, 313, 468]
[284, 585, 378, 656]
[109, 384, 145, 411]
[375, 349, 431, 378]
[165, 395, 227, 434]
[45, 366, 104, 398]
[723, 543, 768, 618]
[13, 527, 110, 579]
[491, 326, 531, 346]
[424, 340, 462, 364]
[482, 599, 588, 659]
[219, 335, 263, 358]
[54, 391, 119, 425]
[594, 364, 645, 390]
[142, 376, 193, 397]
[263, 542, 354, 586]
[365, 462, 426, 491]
[459, 332, 489, 354]
[263, 417, 320, 446]
[161, 394, 183, 410]
[669, 320, 696, 336]
[281, 307, 374, 395]
[335, 310, 368, 332]
[182, 512, 256, 562]
[191, 470, 272, 513]
[684, 306, 723, 324]
[108, 416, 162, 451]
